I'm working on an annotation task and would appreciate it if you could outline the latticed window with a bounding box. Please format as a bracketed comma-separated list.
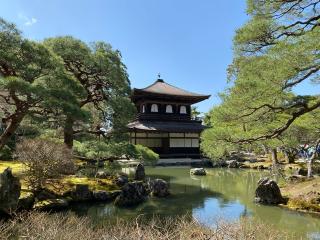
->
[141, 105, 146, 113]
[166, 105, 173, 113]
[151, 104, 158, 112]
[180, 106, 187, 114]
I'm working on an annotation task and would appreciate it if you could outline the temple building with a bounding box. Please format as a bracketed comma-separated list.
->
[127, 78, 210, 158]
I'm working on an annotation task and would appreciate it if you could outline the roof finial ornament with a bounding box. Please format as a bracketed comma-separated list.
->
[156, 73, 164, 83]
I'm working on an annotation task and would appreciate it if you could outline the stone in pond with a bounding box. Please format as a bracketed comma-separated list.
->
[149, 179, 170, 197]
[190, 168, 206, 176]
[114, 181, 148, 207]
[135, 163, 145, 180]
[115, 175, 128, 187]
[33, 198, 69, 211]
[93, 190, 122, 202]
[18, 192, 35, 210]
[0, 168, 21, 214]
[255, 177, 284, 205]
[226, 160, 238, 168]
[71, 184, 92, 201]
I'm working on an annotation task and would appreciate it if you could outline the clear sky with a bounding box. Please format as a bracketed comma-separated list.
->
[1, 1, 318, 114]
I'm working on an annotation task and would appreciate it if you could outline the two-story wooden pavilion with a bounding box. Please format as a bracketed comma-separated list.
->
[128, 78, 210, 158]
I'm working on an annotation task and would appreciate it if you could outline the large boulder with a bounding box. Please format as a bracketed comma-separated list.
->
[212, 160, 228, 168]
[114, 181, 148, 207]
[226, 160, 238, 168]
[190, 168, 206, 176]
[149, 179, 170, 197]
[255, 178, 284, 205]
[295, 168, 308, 176]
[135, 163, 145, 180]
[33, 198, 69, 211]
[36, 189, 57, 201]
[93, 190, 122, 202]
[70, 184, 92, 201]
[0, 168, 21, 214]
[115, 175, 128, 187]
[18, 192, 35, 210]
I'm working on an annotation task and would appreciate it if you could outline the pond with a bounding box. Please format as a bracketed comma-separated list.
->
[70, 167, 320, 239]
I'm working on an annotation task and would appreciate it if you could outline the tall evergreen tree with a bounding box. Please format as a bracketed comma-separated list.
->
[44, 37, 134, 148]
[202, 0, 320, 162]
[0, 18, 82, 150]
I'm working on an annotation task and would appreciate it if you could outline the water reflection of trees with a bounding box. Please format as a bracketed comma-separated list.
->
[70, 167, 320, 236]
[200, 169, 320, 235]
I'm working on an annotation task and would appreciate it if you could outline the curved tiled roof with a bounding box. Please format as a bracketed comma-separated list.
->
[133, 79, 210, 98]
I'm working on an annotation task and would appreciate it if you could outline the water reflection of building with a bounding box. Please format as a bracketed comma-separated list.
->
[128, 78, 210, 158]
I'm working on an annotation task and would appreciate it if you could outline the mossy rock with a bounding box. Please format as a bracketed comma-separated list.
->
[18, 192, 35, 210]
[33, 198, 69, 211]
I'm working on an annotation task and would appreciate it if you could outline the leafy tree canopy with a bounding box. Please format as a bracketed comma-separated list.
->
[0, 18, 83, 150]
[202, 0, 320, 159]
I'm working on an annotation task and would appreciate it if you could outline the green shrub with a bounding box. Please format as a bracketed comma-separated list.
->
[73, 140, 159, 165]
[133, 144, 159, 165]
[104, 161, 122, 174]
[0, 145, 13, 160]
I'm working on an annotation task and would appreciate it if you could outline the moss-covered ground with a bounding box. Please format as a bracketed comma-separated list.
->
[281, 177, 320, 213]
[0, 160, 119, 197]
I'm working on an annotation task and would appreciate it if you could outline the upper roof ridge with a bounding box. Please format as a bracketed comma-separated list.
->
[136, 79, 210, 98]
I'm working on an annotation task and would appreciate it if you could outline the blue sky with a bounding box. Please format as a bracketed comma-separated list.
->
[1, 1, 318, 113]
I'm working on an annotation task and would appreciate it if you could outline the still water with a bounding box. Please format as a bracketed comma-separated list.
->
[71, 167, 320, 239]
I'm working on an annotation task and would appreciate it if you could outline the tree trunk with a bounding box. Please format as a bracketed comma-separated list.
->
[0, 114, 25, 150]
[307, 138, 320, 178]
[262, 144, 268, 155]
[271, 148, 278, 166]
[307, 158, 313, 178]
[284, 151, 295, 164]
[64, 116, 74, 149]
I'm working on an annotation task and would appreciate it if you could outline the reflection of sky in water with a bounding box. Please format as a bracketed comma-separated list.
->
[193, 198, 249, 227]
[70, 167, 320, 239]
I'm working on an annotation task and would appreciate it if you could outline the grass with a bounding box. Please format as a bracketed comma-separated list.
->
[0, 212, 295, 240]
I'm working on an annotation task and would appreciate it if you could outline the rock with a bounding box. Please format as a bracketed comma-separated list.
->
[239, 164, 250, 169]
[109, 190, 122, 199]
[71, 184, 92, 201]
[95, 170, 110, 179]
[249, 159, 257, 163]
[0, 168, 21, 214]
[33, 198, 69, 211]
[149, 179, 170, 197]
[190, 168, 206, 176]
[135, 163, 145, 180]
[255, 178, 284, 205]
[93, 190, 122, 201]
[286, 175, 306, 182]
[216, 160, 228, 167]
[257, 165, 266, 170]
[93, 190, 112, 201]
[226, 160, 238, 168]
[114, 181, 148, 207]
[295, 168, 308, 176]
[115, 175, 128, 187]
[18, 192, 35, 210]
[36, 189, 57, 201]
